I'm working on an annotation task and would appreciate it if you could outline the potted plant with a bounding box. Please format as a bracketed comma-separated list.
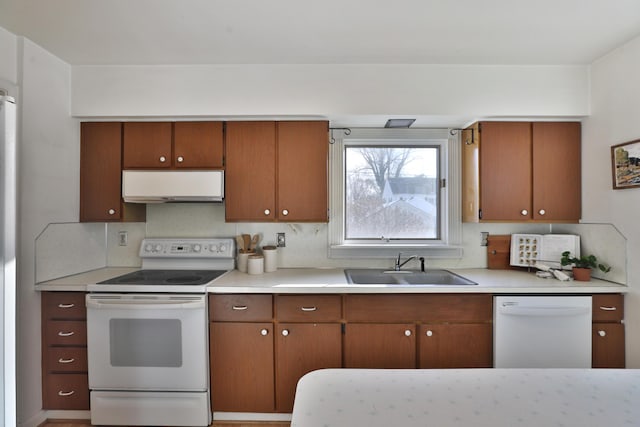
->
[560, 251, 611, 281]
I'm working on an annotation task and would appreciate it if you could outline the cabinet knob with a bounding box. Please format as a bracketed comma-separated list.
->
[264, 209, 271, 216]
[598, 330, 606, 337]
[425, 330, 433, 337]
[282, 329, 290, 336]
[57, 390, 75, 397]
[177, 156, 184, 163]
[520, 209, 528, 216]
[159, 156, 166, 163]
[58, 358, 76, 364]
[260, 329, 269, 336]
[538, 209, 546, 215]
[57, 331, 75, 337]
[57, 303, 75, 309]
[404, 329, 412, 337]
[108, 209, 116, 215]
[282, 209, 289, 216]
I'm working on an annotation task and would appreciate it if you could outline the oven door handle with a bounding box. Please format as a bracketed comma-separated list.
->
[86, 298, 205, 310]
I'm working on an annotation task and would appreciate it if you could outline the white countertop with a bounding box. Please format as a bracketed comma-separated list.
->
[36, 266, 627, 294]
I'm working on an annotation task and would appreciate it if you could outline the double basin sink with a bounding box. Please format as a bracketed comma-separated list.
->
[344, 269, 477, 286]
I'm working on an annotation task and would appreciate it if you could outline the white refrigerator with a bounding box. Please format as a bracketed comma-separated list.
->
[1, 93, 17, 426]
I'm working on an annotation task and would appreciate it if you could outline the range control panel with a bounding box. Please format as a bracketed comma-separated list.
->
[139, 238, 235, 259]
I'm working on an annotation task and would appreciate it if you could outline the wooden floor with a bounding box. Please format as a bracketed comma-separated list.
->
[40, 421, 290, 427]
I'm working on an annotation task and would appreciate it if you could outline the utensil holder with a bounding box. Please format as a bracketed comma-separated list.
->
[237, 251, 251, 273]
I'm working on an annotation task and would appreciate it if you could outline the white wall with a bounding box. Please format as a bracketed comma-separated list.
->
[17, 37, 78, 426]
[583, 34, 640, 367]
[0, 26, 18, 86]
[71, 64, 589, 119]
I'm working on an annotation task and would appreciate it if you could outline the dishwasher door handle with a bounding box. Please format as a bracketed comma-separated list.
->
[499, 305, 590, 317]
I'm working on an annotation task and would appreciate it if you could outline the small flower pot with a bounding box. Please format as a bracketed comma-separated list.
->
[572, 267, 592, 281]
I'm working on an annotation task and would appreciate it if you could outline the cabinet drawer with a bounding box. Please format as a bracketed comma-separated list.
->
[43, 374, 89, 410]
[345, 294, 492, 322]
[210, 294, 273, 321]
[42, 292, 86, 320]
[592, 294, 624, 322]
[275, 295, 342, 322]
[46, 347, 88, 373]
[44, 321, 87, 346]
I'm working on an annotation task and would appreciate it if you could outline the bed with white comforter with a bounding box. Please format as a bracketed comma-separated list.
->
[291, 368, 640, 426]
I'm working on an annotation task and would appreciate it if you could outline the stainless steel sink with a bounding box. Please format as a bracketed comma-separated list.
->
[344, 269, 477, 286]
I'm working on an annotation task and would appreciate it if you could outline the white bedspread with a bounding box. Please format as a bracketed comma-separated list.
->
[291, 368, 640, 427]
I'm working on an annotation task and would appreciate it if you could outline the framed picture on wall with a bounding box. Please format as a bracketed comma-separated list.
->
[611, 138, 640, 190]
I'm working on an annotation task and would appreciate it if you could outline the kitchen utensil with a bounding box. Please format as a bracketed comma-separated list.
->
[236, 235, 245, 252]
[242, 234, 251, 252]
[250, 234, 260, 251]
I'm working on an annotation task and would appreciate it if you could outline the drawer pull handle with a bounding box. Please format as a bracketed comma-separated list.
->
[301, 306, 317, 312]
[58, 390, 75, 397]
[58, 358, 75, 364]
[232, 305, 248, 311]
[58, 331, 75, 337]
[599, 306, 617, 311]
[57, 303, 75, 308]
[598, 330, 607, 337]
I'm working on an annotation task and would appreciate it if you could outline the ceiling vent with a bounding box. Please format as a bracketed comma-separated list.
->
[384, 119, 416, 128]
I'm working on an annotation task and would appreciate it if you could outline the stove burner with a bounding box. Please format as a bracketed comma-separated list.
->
[98, 269, 227, 286]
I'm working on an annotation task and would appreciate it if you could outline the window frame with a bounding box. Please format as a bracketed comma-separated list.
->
[328, 128, 462, 259]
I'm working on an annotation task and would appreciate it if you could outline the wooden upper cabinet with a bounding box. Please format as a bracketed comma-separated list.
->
[532, 122, 581, 221]
[123, 122, 173, 168]
[123, 121, 223, 169]
[277, 121, 329, 222]
[225, 121, 277, 221]
[174, 121, 224, 168]
[479, 121, 533, 221]
[225, 120, 329, 222]
[463, 121, 581, 223]
[80, 122, 145, 222]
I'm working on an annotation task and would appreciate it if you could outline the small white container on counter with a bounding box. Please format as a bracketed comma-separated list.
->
[237, 251, 251, 273]
[247, 254, 264, 275]
[262, 246, 278, 273]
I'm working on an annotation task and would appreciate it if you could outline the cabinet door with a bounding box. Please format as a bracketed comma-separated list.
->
[174, 121, 224, 169]
[225, 122, 277, 221]
[419, 323, 492, 368]
[479, 122, 532, 220]
[344, 323, 416, 369]
[80, 122, 124, 222]
[592, 323, 625, 368]
[275, 323, 342, 412]
[277, 121, 329, 222]
[123, 122, 172, 168]
[532, 122, 581, 221]
[210, 322, 275, 412]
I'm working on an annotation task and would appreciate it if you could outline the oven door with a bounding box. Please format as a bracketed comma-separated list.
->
[86, 294, 208, 391]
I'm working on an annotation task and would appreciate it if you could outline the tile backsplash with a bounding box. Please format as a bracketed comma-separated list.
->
[35, 203, 628, 285]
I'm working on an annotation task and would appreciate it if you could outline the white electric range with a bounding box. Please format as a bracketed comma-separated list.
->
[86, 238, 234, 427]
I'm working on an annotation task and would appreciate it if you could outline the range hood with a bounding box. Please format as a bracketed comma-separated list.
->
[122, 170, 224, 203]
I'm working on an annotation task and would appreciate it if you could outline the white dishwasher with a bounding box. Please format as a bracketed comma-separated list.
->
[494, 296, 592, 368]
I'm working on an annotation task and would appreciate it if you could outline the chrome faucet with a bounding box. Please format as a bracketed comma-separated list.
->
[395, 253, 417, 271]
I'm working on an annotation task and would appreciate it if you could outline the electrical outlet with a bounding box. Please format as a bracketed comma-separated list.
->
[480, 232, 489, 246]
[118, 231, 128, 246]
[276, 232, 286, 248]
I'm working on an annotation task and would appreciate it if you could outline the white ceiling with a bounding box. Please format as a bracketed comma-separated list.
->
[2, 0, 640, 66]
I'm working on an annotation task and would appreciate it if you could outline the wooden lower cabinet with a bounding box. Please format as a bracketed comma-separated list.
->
[41, 292, 89, 410]
[210, 322, 275, 412]
[419, 323, 493, 368]
[275, 323, 342, 412]
[592, 294, 625, 368]
[344, 323, 416, 368]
